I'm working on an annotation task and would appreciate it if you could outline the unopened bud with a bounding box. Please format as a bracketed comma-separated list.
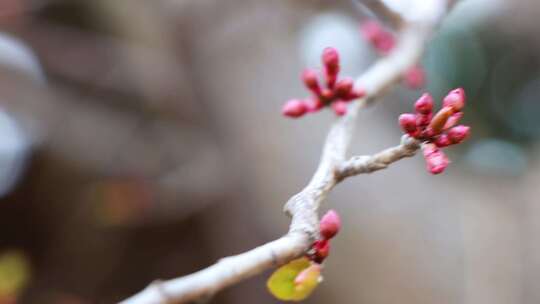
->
[399, 113, 418, 134]
[447, 125, 470, 144]
[428, 106, 454, 135]
[302, 69, 321, 95]
[320, 209, 341, 239]
[404, 66, 425, 89]
[443, 112, 463, 130]
[414, 93, 433, 114]
[321, 88, 334, 102]
[423, 144, 449, 175]
[434, 134, 452, 147]
[416, 113, 432, 128]
[360, 21, 383, 43]
[331, 101, 348, 116]
[306, 98, 324, 113]
[322, 47, 340, 73]
[312, 239, 330, 263]
[282, 99, 308, 118]
[322, 48, 340, 88]
[375, 32, 395, 54]
[334, 78, 354, 98]
[443, 88, 466, 112]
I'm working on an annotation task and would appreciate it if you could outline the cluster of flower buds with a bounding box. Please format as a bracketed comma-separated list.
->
[307, 210, 341, 264]
[282, 47, 366, 118]
[360, 20, 425, 89]
[399, 88, 471, 174]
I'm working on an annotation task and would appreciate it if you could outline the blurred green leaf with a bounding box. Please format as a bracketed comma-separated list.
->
[0, 251, 30, 297]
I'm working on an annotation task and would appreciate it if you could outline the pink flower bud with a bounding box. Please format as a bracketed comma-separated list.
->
[447, 125, 470, 144]
[404, 66, 425, 89]
[331, 101, 348, 116]
[414, 93, 433, 114]
[312, 239, 330, 263]
[320, 209, 341, 239]
[423, 144, 449, 175]
[360, 21, 395, 54]
[416, 113, 432, 128]
[321, 88, 334, 102]
[306, 98, 324, 113]
[375, 32, 395, 54]
[322, 47, 340, 74]
[302, 69, 321, 95]
[282, 99, 308, 118]
[334, 77, 354, 98]
[443, 88, 466, 112]
[434, 134, 452, 147]
[443, 112, 463, 130]
[361, 21, 383, 43]
[428, 106, 454, 135]
[399, 113, 417, 134]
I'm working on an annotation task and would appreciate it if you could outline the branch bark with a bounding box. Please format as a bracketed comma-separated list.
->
[120, 1, 451, 303]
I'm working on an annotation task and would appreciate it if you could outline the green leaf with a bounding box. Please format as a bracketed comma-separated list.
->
[0, 251, 30, 296]
[267, 257, 321, 301]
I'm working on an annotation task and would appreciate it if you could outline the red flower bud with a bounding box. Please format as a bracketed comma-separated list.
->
[322, 47, 340, 72]
[375, 32, 395, 54]
[360, 21, 383, 43]
[428, 106, 454, 135]
[331, 101, 348, 116]
[302, 69, 321, 95]
[306, 98, 324, 113]
[321, 88, 334, 102]
[434, 134, 452, 147]
[443, 88, 466, 112]
[414, 93, 433, 114]
[282, 99, 308, 118]
[447, 125, 470, 144]
[361, 21, 396, 54]
[443, 112, 463, 130]
[312, 239, 330, 263]
[334, 78, 354, 99]
[399, 113, 417, 134]
[416, 113, 432, 128]
[423, 144, 449, 175]
[404, 66, 425, 89]
[320, 209, 341, 239]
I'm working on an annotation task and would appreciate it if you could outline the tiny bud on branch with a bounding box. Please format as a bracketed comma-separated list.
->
[443, 88, 466, 112]
[302, 69, 321, 96]
[319, 210, 341, 239]
[414, 93, 433, 114]
[447, 125, 470, 144]
[282, 99, 308, 118]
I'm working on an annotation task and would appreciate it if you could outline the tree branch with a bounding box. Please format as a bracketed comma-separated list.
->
[335, 135, 420, 181]
[120, 1, 451, 303]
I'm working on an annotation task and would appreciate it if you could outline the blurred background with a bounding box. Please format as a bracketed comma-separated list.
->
[0, 0, 539, 303]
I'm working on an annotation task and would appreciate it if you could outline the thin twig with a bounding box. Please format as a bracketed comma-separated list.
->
[120, 1, 450, 303]
[335, 135, 420, 181]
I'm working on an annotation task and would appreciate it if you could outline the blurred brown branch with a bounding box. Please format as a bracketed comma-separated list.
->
[121, 1, 452, 303]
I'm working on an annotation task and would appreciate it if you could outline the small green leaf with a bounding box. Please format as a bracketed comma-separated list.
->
[0, 251, 30, 296]
[267, 257, 321, 301]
